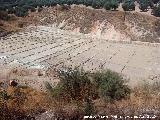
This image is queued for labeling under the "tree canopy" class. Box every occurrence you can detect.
[0,0,160,17]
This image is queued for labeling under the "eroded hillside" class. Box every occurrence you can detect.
[0,5,160,88]
[1,5,160,119]
[1,5,160,42]
[22,5,160,43]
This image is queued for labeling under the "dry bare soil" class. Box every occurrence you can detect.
[0,5,160,88]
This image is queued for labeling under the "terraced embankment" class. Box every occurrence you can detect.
[0,25,160,87]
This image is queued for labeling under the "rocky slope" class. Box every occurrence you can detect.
[1,5,160,42]
[24,5,160,43]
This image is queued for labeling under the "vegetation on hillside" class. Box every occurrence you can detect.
[139,0,150,11]
[152,3,160,16]
[0,85,47,119]
[0,67,160,119]
[0,0,160,19]
[45,67,131,116]
[92,70,130,102]
[122,0,135,11]
[45,67,130,103]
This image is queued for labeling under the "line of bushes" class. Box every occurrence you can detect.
[0,0,160,18]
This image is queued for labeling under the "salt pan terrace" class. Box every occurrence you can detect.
[1,25,160,85]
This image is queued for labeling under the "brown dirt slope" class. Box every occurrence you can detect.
[0,5,160,42]
[24,5,160,43]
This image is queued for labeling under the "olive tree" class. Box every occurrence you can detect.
[84,0,93,6]
[104,1,111,10]
[92,0,103,9]
[110,0,119,10]
[152,4,160,17]
[139,0,150,12]
[122,0,135,11]
[15,7,28,17]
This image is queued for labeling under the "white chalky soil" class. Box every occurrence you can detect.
[0,25,160,86]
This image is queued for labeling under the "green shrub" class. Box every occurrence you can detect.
[84,0,93,6]
[99,0,106,7]
[37,2,44,8]
[15,7,28,17]
[18,0,27,6]
[45,67,96,102]
[110,0,119,10]
[45,81,63,99]
[75,0,84,5]
[66,0,74,5]
[7,7,15,14]
[45,67,131,104]
[50,0,57,6]
[103,0,118,10]
[152,4,160,17]
[23,5,32,10]
[92,70,131,102]
[122,0,135,11]
[44,1,51,7]
[58,0,67,5]
[104,1,111,10]
[92,0,103,9]
[139,0,150,12]
[149,0,154,8]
